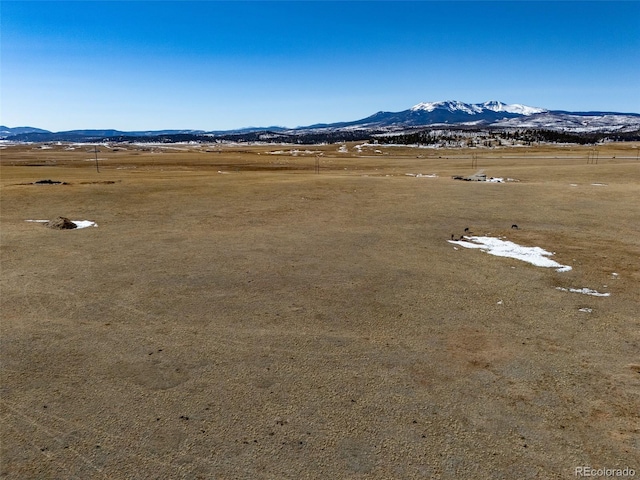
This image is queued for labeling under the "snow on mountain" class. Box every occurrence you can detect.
[3,101,639,143]
[410,100,545,116]
[0,126,51,139]
[410,101,483,114]
[481,101,546,116]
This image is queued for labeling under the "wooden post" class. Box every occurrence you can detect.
[94,145,100,173]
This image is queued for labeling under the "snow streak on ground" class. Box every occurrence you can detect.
[448,236,572,272]
[556,287,610,297]
[72,220,98,229]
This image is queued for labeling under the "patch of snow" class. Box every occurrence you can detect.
[25,220,48,223]
[578,308,593,313]
[556,287,610,297]
[73,220,97,229]
[448,236,572,272]
[591,183,608,186]
[482,101,546,116]
[409,101,483,115]
[410,102,441,113]
[487,177,504,183]
[410,100,545,116]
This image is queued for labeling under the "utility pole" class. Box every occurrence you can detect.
[94,145,100,173]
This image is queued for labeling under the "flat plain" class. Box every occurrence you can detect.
[1,141,639,478]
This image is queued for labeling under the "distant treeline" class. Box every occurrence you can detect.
[374,128,640,146]
[6,128,640,145]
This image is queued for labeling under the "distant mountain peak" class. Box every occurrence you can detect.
[410,100,481,114]
[481,100,547,116]
[410,100,545,116]
[3,100,639,143]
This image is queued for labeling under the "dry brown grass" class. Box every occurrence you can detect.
[1,142,639,478]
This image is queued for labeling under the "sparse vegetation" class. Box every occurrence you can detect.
[1,142,639,478]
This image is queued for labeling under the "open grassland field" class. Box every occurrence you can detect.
[1,142,639,478]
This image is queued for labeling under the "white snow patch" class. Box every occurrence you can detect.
[405,173,438,178]
[73,220,97,229]
[448,236,572,272]
[482,101,546,116]
[591,183,608,186]
[410,100,545,116]
[556,287,610,297]
[487,177,504,183]
[578,308,593,313]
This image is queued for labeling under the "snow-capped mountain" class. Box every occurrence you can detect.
[300,100,553,131]
[410,100,546,116]
[298,100,639,133]
[480,101,546,116]
[3,101,639,143]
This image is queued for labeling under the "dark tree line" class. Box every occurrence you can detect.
[374,128,640,146]
[7,128,640,145]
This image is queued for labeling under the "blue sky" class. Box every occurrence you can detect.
[1,1,638,131]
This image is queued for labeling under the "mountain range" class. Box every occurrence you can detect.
[2,100,639,143]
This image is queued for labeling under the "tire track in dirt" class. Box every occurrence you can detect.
[1,398,221,477]
[1,399,109,478]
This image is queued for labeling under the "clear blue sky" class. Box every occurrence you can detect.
[1,1,638,131]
